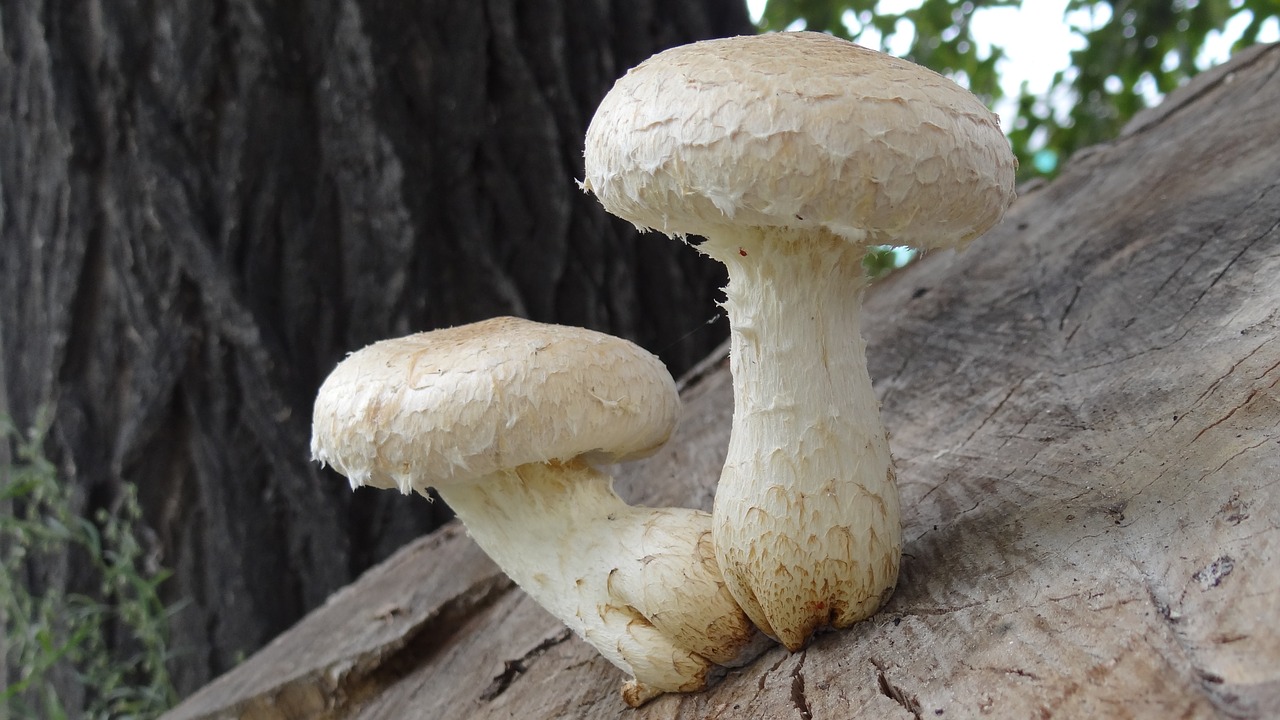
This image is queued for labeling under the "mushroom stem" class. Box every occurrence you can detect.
[701,227,902,651]
[437,459,756,705]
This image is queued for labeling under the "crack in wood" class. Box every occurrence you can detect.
[759,652,790,691]
[1196,203,1280,303]
[1203,434,1274,480]
[1191,390,1259,444]
[871,658,923,720]
[959,376,1028,448]
[1058,283,1082,332]
[899,601,982,617]
[341,574,515,710]
[1000,666,1041,680]
[480,628,574,701]
[789,652,813,719]
[1190,337,1274,410]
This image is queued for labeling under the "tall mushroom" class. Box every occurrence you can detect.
[310,317,758,706]
[582,32,1017,650]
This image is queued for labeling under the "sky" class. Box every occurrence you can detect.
[747,0,1280,127]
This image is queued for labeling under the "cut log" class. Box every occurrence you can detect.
[164,44,1280,720]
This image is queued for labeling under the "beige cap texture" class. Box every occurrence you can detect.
[583,31,1017,249]
[311,316,679,494]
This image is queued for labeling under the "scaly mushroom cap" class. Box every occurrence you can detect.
[311,317,679,494]
[583,31,1017,249]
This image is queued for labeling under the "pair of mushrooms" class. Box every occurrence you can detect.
[312,32,1015,706]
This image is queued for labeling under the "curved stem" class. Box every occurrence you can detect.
[436,460,755,703]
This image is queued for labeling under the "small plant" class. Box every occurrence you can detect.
[1,413,178,719]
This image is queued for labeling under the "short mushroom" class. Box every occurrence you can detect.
[310,316,759,706]
[582,32,1017,650]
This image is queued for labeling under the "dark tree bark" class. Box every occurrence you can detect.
[0,0,752,700]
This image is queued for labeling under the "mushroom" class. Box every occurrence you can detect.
[582,32,1017,650]
[310,317,759,706]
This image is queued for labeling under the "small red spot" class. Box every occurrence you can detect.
[738,247,748,256]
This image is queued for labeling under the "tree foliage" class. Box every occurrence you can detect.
[760,0,1280,177]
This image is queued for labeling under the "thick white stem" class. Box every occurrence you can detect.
[703,228,902,651]
[437,460,754,704]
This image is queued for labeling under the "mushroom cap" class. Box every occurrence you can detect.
[583,31,1017,250]
[311,317,680,494]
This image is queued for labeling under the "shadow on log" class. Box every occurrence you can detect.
[164,44,1280,719]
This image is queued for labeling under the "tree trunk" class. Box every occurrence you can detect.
[162,43,1280,719]
[0,0,751,700]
